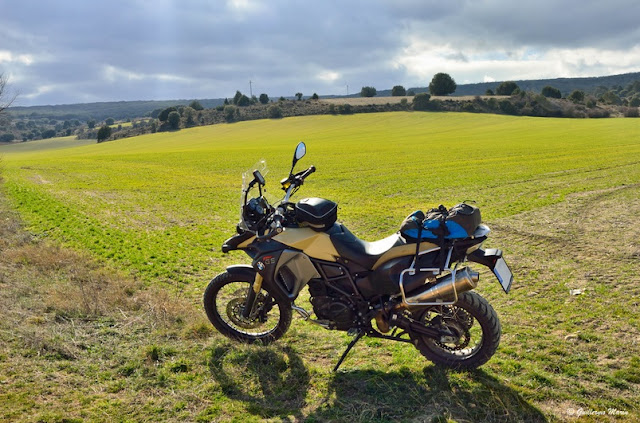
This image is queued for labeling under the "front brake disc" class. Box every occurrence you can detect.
[227,298,262,329]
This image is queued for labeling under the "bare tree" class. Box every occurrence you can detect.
[0,73,18,115]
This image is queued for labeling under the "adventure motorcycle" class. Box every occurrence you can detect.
[204,142,513,370]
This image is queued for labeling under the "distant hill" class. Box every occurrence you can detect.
[411,72,640,97]
[356,72,638,98]
[8,98,225,122]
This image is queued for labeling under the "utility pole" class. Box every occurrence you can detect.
[249,80,253,97]
[346,85,349,96]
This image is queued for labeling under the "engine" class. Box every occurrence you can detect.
[308,279,357,330]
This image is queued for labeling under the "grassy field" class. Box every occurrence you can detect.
[1,112,639,422]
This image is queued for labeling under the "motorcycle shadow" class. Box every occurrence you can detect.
[314,365,548,422]
[207,343,547,422]
[207,342,310,420]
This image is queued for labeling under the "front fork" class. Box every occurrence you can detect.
[241,272,263,319]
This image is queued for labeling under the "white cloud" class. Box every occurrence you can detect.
[3,0,640,105]
[103,65,193,84]
[396,38,640,85]
[317,70,341,83]
[0,50,34,65]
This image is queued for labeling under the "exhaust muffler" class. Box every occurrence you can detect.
[404,266,479,304]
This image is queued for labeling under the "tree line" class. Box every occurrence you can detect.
[3,72,640,144]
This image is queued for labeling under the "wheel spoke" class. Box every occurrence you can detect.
[215,281,282,336]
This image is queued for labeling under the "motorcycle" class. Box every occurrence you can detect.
[204,142,513,370]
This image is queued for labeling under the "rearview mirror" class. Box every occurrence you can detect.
[294,142,306,161]
[291,142,306,174]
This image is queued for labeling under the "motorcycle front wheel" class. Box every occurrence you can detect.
[410,291,501,370]
[203,271,292,344]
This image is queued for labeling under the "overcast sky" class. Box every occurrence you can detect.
[2,0,640,106]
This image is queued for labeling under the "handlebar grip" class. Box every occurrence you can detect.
[300,165,316,181]
[272,212,284,231]
[257,210,284,241]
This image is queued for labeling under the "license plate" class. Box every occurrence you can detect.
[493,257,513,293]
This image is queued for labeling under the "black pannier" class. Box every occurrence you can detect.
[400,203,481,242]
[447,203,481,238]
[295,197,338,231]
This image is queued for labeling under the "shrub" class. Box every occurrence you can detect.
[267,105,283,119]
[499,100,518,115]
[167,111,181,130]
[182,107,196,126]
[429,73,456,96]
[360,86,377,97]
[158,107,177,122]
[224,105,238,122]
[629,96,640,107]
[233,90,243,105]
[462,103,476,112]
[311,93,319,100]
[623,107,639,117]
[600,91,621,105]
[338,104,353,114]
[568,90,585,104]
[587,108,610,118]
[496,81,519,96]
[41,129,57,139]
[96,125,111,142]
[541,86,562,98]
[412,93,431,110]
[391,85,406,96]
[237,95,251,107]
[189,100,204,110]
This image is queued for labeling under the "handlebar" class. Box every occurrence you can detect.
[297,165,316,182]
[255,165,316,240]
[256,208,284,241]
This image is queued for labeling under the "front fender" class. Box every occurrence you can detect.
[225,264,256,281]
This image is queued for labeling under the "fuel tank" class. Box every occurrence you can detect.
[272,227,339,262]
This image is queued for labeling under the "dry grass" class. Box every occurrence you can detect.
[0,191,219,421]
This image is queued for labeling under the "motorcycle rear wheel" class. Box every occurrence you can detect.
[203,271,292,344]
[410,291,501,370]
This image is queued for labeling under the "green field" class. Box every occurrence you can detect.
[1,112,639,422]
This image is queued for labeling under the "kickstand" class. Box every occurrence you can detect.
[333,329,365,372]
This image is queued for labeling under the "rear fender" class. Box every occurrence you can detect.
[468,248,513,293]
[467,248,502,269]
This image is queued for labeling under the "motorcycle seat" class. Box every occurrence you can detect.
[330,224,405,269]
